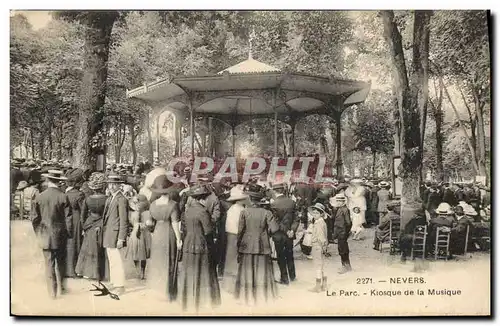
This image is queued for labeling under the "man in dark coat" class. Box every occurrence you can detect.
[450,206,472,255]
[64,168,86,278]
[426,185,441,218]
[328,193,352,273]
[399,207,427,262]
[270,183,298,284]
[102,174,129,294]
[442,183,457,207]
[31,170,72,298]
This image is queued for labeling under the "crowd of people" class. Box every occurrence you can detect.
[10,156,491,312]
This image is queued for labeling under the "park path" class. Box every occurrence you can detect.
[10,221,490,316]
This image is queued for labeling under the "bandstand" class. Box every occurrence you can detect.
[126,54,370,176]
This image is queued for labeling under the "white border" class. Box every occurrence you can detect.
[2,1,498,325]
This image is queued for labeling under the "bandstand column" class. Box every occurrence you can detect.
[174,112,183,157]
[155,113,160,162]
[290,118,296,157]
[231,126,236,156]
[189,97,195,158]
[274,112,278,157]
[334,111,343,176]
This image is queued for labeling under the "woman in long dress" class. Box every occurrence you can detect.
[180,184,221,312]
[125,194,152,280]
[222,185,247,293]
[146,175,182,301]
[75,172,109,281]
[235,184,278,306]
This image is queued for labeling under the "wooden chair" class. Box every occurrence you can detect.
[470,223,491,252]
[379,216,401,254]
[411,225,427,259]
[384,218,401,255]
[434,226,451,260]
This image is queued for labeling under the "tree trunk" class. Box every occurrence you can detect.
[441,79,480,173]
[435,107,444,182]
[472,88,487,177]
[381,10,430,206]
[57,125,63,160]
[129,123,137,165]
[38,133,45,160]
[372,150,377,176]
[430,78,444,182]
[30,131,35,159]
[73,12,118,169]
[48,126,53,160]
[145,110,154,163]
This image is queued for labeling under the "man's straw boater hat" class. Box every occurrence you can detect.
[226,185,248,202]
[106,173,125,184]
[42,170,67,181]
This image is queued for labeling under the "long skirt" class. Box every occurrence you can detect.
[180,252,221,311]
[126,227,152,261]
[65,236,82,277]
[235,254,278,305]
[222,233,238,293]
[75,228,108,281]
[147,221,177,301]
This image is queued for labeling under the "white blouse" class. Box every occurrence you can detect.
[226,203,244,235]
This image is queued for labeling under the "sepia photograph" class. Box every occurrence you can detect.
[9,8,491,316]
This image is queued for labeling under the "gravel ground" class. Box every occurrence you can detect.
[10,221,490,316]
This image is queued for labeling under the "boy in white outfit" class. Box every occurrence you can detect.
[308,203,329,292]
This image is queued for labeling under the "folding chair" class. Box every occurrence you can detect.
[434,226,451,260]
[411,225,427,260]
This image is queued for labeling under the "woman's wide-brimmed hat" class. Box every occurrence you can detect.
[351,178,363,184]
[436,202,453,215]
[129,194,150,211]
[65,168,84,184]
[88,172,106,190]
[308,202,326,215]
[42,169,67,181]
[150,174,174,194]
[243,183,265,199]
[189,184,211,198]
[227,185,248,202]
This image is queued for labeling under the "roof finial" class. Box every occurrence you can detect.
[248,27,255,60]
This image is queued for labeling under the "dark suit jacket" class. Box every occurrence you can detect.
[332,205,352,236]
[66,188,85,239]
[270,195,298,242]
[31,187,72,250]
[183,200,213,254]
[237,206,278,255]
[442,188,457,206]
[102,191,129,248]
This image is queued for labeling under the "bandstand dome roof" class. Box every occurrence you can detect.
[126,57,371,125]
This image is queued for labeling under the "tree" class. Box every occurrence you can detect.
[380,10,432,208]
[352,102,394,176]
[430,10,490,180]
[54,11,119,169]
[428,77,444,181]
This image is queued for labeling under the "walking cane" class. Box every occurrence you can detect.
[172,248,181,284]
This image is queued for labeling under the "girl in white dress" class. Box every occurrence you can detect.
[344,179,366,240]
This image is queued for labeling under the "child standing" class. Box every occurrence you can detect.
[126,194,152,280]
[308,203,329,292]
